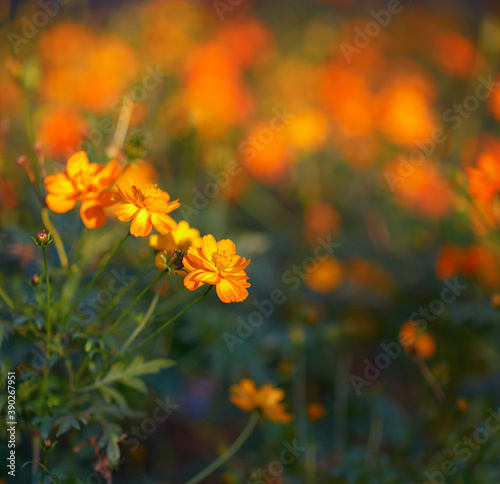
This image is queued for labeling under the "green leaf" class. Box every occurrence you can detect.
[120,376,148,393]
[80,356,175,393]
[99,386,128,410]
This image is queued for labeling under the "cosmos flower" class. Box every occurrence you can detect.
[182,234,250,303]
[44,151,121,229]
[114,184,180,237]
[230,379,293,424]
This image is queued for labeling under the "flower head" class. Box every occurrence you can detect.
[399,321,436,359]
[182,234,250,303]
[149,220,202,270]
[230,379,293,424]
[44,151,122,229]
[114,184,180,237]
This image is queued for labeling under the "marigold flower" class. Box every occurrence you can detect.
[149,220,202,270]
[230,379,293,424]
[44,151,121,229]
[182,234,250,303]
[114,184,180,237]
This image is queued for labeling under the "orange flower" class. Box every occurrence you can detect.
[307,402,326,421]
[182,234,250,303]
[114,184,180,237]
[230,379,293,424]
[44,151,121,229]
[399,322,436,359]
[149,220,202,270]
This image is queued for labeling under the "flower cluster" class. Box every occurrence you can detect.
[44,152,250,304]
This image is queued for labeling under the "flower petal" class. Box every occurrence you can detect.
[92,160,122,191]
[46,194,77,213]
[201,234,217,262]
[80,201,107,229]
[183,271,205,291]
[115,203,140,222]
[130,209,152,237]
[216,278,249,303]
[217,239,236,255]
[150,213,178,234]
[66,151,90,179]
[45,173,77,197]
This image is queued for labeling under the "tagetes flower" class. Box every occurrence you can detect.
[44,151,121,229]
[114,184,180,237]
[182,234,250,303]
[149,220,202,270]
[230,379,293,424]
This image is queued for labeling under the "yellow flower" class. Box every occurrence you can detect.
[149,220,202,270]
[114,184,180,237]
[183,234,250,303]
[44,151,121,229]
[230,379,293,424]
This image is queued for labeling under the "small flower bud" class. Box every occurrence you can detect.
[33,230,52,247]
[170,249,187,272]
[31,274,41,286]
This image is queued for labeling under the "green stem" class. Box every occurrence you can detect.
[119,279,163,355]
[0,286,14,310]
[42,246,51,396]
[88,277,137,328]
[184,412,259,484]
[40,449,48,484]
[42,208,68,269]
[66,232,130,318]
[102,269,167,338]
[123,285,212,361]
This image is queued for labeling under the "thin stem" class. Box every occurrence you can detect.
[119,279,163,355]
[67,232,130,317]
[123,285,212,361]
[184,412,259,484]
[42,246,51,396]
[0,286,14,310]
[42,208,68,269]
[102,270,168,338]
[40,449,48,484]
[416,357,445,403]
[88,277,137,328]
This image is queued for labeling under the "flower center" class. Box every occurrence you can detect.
[212,249,230,271]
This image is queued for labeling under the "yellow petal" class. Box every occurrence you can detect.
[130,209,152,237]
[115,203,139,222]
[66,151,90,180]
[46,194,76,213]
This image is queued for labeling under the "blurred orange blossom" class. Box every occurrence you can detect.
[44,151,121,229]
[230,379,293,423]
